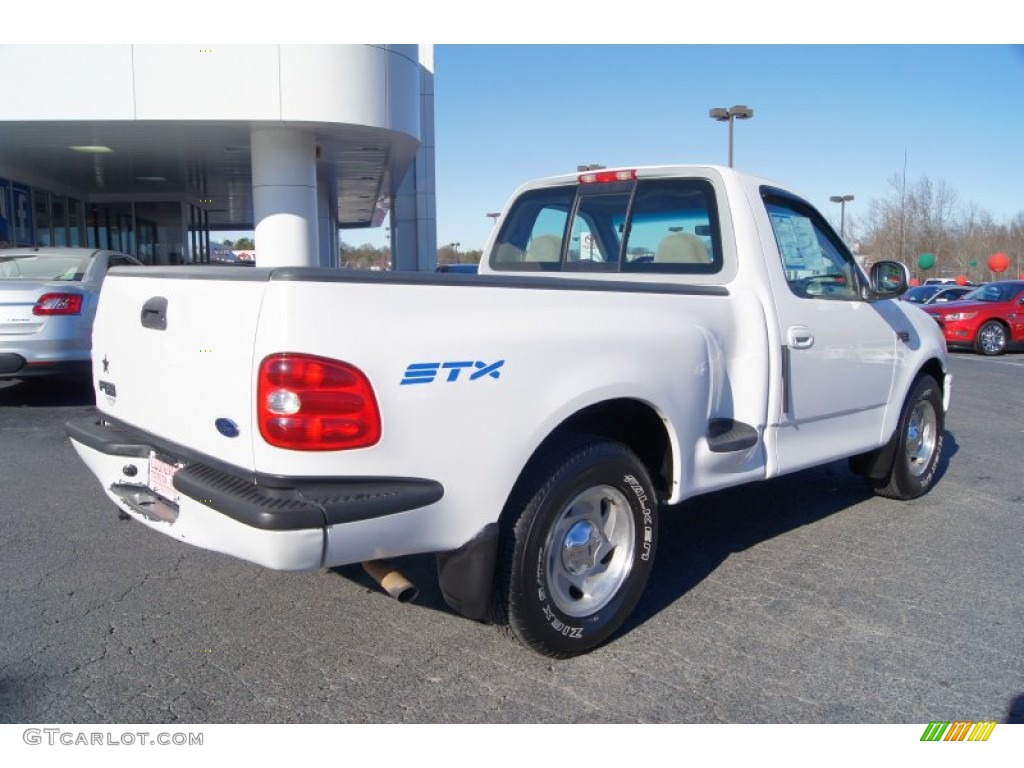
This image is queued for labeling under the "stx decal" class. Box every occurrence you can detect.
[401,360,505,386]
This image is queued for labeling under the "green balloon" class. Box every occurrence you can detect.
[969,259,978,267]
[917,253,936,270]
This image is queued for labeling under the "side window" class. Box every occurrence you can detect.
[489,186,574,270]
[623,179,721,274]
[765,197,860,300]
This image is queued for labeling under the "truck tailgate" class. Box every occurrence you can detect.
[91,269,268,472]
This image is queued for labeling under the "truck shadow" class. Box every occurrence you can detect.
[623,431,960,639]
[627,460,880,631]
[333,432,959,640]
[0,377,94,407]
[1007,693,1024,724]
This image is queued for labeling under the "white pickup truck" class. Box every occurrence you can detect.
[67,165,951,658]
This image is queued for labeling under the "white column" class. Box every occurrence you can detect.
[251,127,319,267]
[392,49,436,271]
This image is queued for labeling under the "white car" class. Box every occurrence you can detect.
[0,247,143,380]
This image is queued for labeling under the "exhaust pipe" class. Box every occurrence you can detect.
[362,560,419,603]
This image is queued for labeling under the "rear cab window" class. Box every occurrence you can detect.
[489,176,723,275]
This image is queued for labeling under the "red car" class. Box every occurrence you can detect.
[923,280,1024,355]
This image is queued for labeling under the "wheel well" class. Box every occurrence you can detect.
[918,357,946,395]
[978,318,1010,332]
[849,358,946,481]
[528,399,672,499]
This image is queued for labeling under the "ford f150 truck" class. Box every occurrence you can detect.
[67,165,951,658]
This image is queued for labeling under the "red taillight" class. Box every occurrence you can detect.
[257,353,381,451]
[33,293,83,315]
[578,169,637,184]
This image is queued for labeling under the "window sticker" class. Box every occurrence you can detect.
[770,213,820,271]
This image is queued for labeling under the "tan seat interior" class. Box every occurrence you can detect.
[525,234,562,262]
[653,232,709,264]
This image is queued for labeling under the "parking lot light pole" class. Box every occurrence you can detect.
[709,105,753,168]
[829,194,854,240]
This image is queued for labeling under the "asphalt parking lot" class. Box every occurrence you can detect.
[1,353,1022,724]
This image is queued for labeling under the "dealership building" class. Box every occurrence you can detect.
[0,44,436,270]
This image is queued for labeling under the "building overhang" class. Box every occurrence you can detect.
[0,119,419,229]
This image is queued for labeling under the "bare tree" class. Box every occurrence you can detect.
[858,173,1024,283]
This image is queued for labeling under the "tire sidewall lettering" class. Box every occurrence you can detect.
[624,473,654,562]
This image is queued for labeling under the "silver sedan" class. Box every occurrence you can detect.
[0,247,143,380]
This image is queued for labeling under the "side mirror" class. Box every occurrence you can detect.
[867,260,908,300]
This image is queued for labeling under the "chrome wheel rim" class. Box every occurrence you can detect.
[543,485,635,617]
[980,324,1006,354]
[906,399,938,477]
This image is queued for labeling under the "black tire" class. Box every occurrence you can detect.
[974,320,1008,356]
[872,375,944,500]
[493,436,658,658]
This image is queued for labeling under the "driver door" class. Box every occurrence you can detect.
[762,191,899,474]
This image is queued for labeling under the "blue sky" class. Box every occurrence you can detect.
[28,6,1020,255]
[359,44,1022,253]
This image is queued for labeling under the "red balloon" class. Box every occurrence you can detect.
[988,252,1010,272]
[909,278,920,286]
[955,275,968,285]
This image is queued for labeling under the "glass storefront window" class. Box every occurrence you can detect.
[51,195,68,246]
[67,198,85,246]
[33,191,51,246]
[87,206,109,249]
[11,191,204,264]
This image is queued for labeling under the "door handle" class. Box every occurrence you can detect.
[787,326,814,349]
[141,296,168,330]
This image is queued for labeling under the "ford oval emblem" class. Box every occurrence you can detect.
[215,418,240,438]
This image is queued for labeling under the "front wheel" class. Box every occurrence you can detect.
[872,375,944,500]
[494,437,658,658]
[974,320,1008,356]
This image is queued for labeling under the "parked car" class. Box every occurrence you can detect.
[923,280,1024,355]
[210,244,256,266]
[0,247,143,379]
[901,284,974,305]
[923,278,976,286]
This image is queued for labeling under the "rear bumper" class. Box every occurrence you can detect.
[66,414,444,570]
[930,315,991,348]
[939,321,976,345]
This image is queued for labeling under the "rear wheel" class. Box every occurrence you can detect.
[872,375,944,500]
[494,437,658,658]
[974,321,1008,356]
